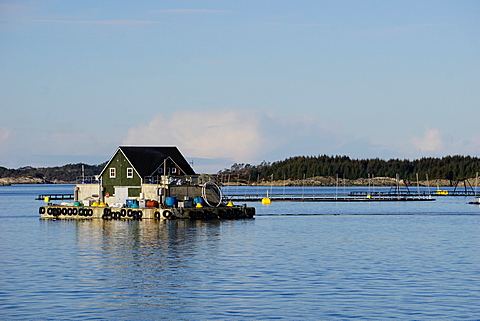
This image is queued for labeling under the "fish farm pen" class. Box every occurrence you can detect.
[35,194,74,201]
[222,190,435,202]
[224,194,435,202]
[220,182,479,203]
[37,188,477,203]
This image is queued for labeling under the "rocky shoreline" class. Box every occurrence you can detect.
[217,176,478,187]
[2,175,478,188]
[0,177,72,186]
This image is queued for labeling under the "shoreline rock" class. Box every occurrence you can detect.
[217,176,478,187]
[0,177,73,186]
[1,174,478,188]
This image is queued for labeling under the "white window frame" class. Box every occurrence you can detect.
[171,167,177,174]
[127,168,133,178]
[110,168,116,178]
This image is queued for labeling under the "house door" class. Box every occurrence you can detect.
[115,187,129,204]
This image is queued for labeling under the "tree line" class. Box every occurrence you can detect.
[2,155,479,184]
[218,155,480,182]
[0,163,106,183]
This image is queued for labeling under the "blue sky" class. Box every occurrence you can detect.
[1,1,479,173]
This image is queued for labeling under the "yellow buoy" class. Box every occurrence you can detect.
[92,201,99,207]
[98,202,107,207]
[44,196,50,203]
[227,201,234,207]
[366,194,371,199]
[262,190,272,205]
[196,203,203,208]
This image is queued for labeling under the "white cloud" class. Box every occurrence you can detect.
[4,109,477,171]
[469,133,480,150]
[122,109,349,168]
[123,109,266,162]
[0,127,12,155]
[411,128,444,152]
[0,127,10,142]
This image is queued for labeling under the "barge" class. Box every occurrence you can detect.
[39,199,254,220]
[39,146,255,220]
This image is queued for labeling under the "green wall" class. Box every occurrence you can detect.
[101,151,141,196]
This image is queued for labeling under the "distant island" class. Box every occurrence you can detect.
[1,155,479,187]
[0,163,105,186]
[217,155,480,187]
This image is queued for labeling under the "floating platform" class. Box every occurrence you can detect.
[39,204,255,220]
[349,191,476,197]
[36,193,74,200]
[226,195,435,202]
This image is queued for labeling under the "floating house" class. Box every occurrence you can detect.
[77,146,196,204]
[40,146,255,220]
[76,146,213,206]
[100,146,195,195]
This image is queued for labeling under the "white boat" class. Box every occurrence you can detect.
[469,196,480,205]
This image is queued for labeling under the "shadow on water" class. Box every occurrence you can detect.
[69,218,240,251]
[34,219,258,319]
[47,218,247,269]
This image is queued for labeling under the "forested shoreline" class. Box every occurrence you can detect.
[1,155,480,186]
[218,155,480,184]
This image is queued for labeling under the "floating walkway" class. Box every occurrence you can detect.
[37,189,475,202]
[349,191,477,197]
[224,194,434,202]
[35,193,74,200]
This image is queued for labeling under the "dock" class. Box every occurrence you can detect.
[349,191,477,197]
[35,193,74,201]
[221,185,478,203]
[223,193,434,202]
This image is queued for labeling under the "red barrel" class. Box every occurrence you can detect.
[146,200,159,208]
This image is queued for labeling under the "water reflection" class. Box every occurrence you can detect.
[74,219,228,258]
[67,219,254,315]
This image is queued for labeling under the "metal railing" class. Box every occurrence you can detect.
[144,175,198,185]
[76,176,100,184]
[36,194,75,200]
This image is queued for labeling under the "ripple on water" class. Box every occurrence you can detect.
[1,186,480,319]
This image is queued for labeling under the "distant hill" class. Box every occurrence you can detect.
[218,155,480,185]
[2,155,480,187]
[0,162,106,185]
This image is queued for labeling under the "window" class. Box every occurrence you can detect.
[110,168,116,178]
[157,167,177,174]
[127,168,133,178]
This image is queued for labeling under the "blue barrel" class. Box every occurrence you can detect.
[193,197,204,205]
[126,199,137,207]
[165,196,177,207]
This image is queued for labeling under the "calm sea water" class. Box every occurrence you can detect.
[1,184,479,320]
